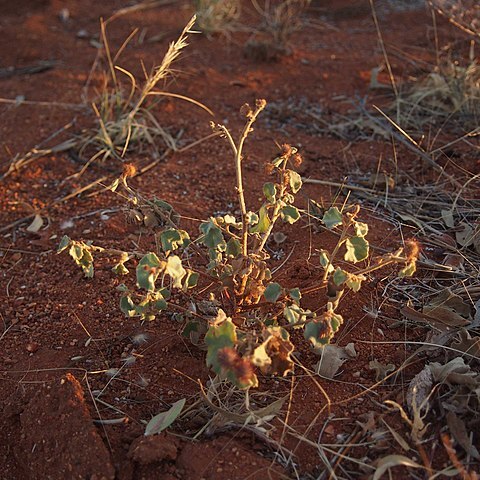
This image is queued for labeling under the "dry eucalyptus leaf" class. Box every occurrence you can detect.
[316,345,349,378]
[401,303,469,331]
[26,214,44,233]
[423,289,471,326]
[396,212,425,233]
[446,411,480,460]
[144,398,185,436]
[369,359,395,381]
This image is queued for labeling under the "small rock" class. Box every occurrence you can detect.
[26,342,39,353]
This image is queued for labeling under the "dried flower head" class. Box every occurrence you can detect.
[281,144,293,156]
[240,103,253,118]
[264,163,275,175]
[405,239,420,262]
[292,153,303,167]
[122,163,137,179]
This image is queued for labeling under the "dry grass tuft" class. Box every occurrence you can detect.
[394,50,480,130]
[194,0,241,35]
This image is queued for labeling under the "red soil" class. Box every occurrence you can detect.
[0,1,477,479]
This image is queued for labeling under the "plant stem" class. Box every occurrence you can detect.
[256,158,289,254]
[219,100,266,257]
[236,103,266,256]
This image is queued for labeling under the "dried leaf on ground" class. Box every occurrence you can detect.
[369,359,395,381]
[452,329,480,359]
[424,289,472,320]
[401,303,470,331]
[446,411,480,460]
[456,222,475,247]
[26,214,44,233]
[429,357,479,386]
[316,344,350,378]
[373,454,423,480]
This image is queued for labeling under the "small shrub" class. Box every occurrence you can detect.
[245,0,310,61]
[59,100,417,389]
[394,52,480,129]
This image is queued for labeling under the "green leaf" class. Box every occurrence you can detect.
[280,205,300,224]
[112,252,130,276]
[182,321,199,338]
[136,253,163,292]
[183,270,199,289]
[68,243,94,278]
[151,290,168,311]
[304,321,329,348]
[284,305,301,325]
[322,207,343,229]
[345,236,369,263]
[57,235,71,253]
[288,170,302,194]
[112,262,129,275]
[158,287,171,301]
[250,206,271,234]
[333,268,348,286]
[264,282,282,303]
[345,273,365,292]
[226,238,242,258]
[152,198,174,214]
[160,228,190,252]
[165,255,186,289]
[263,182,277,203]
[354,221,369,237]
[283,304,312,326]
[330,313,343,333]
[144,398,186,436]
[304,309,344,348]
[319,250,334,273]
[120,295,136,317]
[199,219,225,250]
[246,211,259,226]
[289,288,301,304]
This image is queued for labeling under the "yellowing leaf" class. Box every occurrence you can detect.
[345,236,369,263]
[322,207,342,229]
